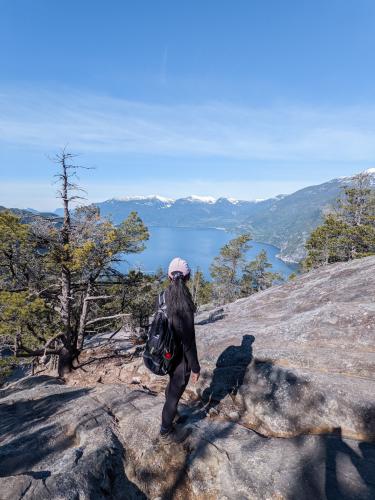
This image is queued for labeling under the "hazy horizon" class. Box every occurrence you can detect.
[4,167,374,213]
[1,2,375,210]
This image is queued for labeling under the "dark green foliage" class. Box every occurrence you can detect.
[210,234,252,304]
[188,269,213,310]
[210,234,281,304]
[0,152,150,377]
[304,173,375,270]
[121,269,165,336]
[0,357,16,385]
[241,250,283,295]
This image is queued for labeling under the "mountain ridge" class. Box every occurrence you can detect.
[5,170,374,263]
[64,170,375,261]
[66,168,373,209]
[80,168,374,207]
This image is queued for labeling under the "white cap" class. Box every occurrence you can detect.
[168,257,190,278]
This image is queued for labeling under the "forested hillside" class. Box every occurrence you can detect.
[53,170,374,262]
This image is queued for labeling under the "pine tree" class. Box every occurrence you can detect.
[210,234,251,304]
[0,150,149,375]
[337,172,375,227]
[188,268,213,310]
[304,172,375,270]
[120,268,165,340]
[241,250,282,295]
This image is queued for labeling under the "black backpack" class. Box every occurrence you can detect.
[143,291,178,375]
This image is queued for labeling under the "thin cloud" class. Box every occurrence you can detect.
[1,88,375,162]
[159,46,168,85]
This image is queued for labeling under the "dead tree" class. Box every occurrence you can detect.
[2,149,149,376]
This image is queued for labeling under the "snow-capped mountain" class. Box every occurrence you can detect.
[184,195,217,203]
[4,171,374,263]
[79,195,261,230]
[75,170,374,262]
[111,195,242,205]
[113,195,175,203]
[35,168,372,262]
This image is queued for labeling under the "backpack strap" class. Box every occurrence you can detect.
[158,291,168,314]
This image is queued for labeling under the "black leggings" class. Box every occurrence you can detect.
[161,354,191,433]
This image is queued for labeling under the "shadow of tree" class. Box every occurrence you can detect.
[287,427,375,500]
[242,359,327,437]
[0,374,65,399]
[324,428,375,500]
[98,432,148,500]
[2,361,375,499]
[0,377,147,499]
[0,383,90,440]
[0,423,76,477]
[360,406,375,442]
[161,419,237,500]
[0,379,91,477]
[160,339,375,500]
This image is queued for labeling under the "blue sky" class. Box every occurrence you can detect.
[1,0,375,210]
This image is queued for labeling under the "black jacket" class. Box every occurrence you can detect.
[156,288,200,374]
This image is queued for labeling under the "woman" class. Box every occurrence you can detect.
[159,257,201,443]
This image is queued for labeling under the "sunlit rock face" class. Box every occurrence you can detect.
[194,255,375,442]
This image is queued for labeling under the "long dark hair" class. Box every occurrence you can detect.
[165,272,196,324]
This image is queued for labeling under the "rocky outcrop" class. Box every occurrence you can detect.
[194,255,375,442]
[1,376,375,500]
[1,257,375,499]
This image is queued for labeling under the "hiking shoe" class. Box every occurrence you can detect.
[173,409,189,425]
[172,410,181,424]
[159,425,191,444]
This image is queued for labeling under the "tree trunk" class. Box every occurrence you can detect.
[59,265,76,373]
[77,280,92,350]
[58,153,76,374]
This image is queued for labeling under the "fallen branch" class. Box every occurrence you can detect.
[15,331,64,358]
[84,295,114,301]
[27,283,59,299]
[72,351,139,369]
[15,347,61,357]
[85,313,131,326]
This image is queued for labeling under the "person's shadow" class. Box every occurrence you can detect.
[179,335,254,424]
[202,334,254,405]
[177,335,255,424]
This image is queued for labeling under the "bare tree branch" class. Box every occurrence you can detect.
[84,295,114,301]
[85,313,131,326]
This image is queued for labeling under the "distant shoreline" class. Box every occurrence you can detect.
[118,226,298,278]
[139,224,300,267]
